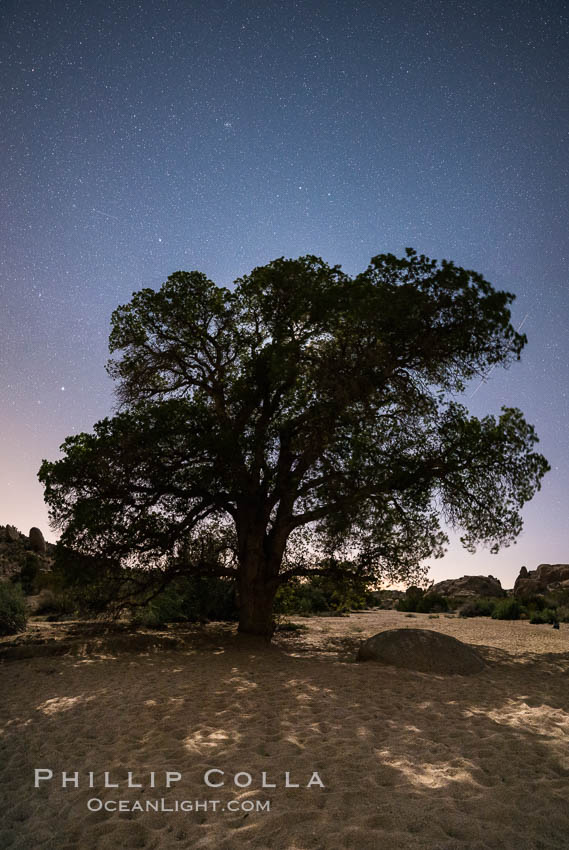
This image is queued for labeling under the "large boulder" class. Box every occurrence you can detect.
[28,527,46,554]
[514,564,569,598]
[357,628,485,674]
[431,575,505,599]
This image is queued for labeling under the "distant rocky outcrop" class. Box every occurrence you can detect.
[431,575,505,599]
[357,628,485,674]
[0,525,54,580]
[29,527,46,554]
[514,564,569,598]
[369,589,405,609]
[4,525,21,543]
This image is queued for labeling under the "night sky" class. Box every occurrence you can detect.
[1,0,567,588]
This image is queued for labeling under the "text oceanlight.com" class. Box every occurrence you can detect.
[86,798,271,813]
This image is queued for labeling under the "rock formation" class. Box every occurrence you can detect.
[0,525,54,580]
[357,628,485,674]
[5,525,20,543]
[29,527,46,554]
[514,564,569,598]
[431,575,505,599]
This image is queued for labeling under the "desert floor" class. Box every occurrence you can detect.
[1,610,569,849]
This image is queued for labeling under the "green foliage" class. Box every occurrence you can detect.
[132,576,238,627]
[10,552,41,595]
[522,590,569,624]
[459,598,497,618]
[39,250,550,636]
[397,586,450,613]
[544,589,569,610]
[48,543,238,625]
[529,608,557,625]
[556,607,569,624]
[454,590,569,625]
[491,598,522,620]
[522,594,546,612]
[48,544,128,616]
[0,582,27,635]
[274,574,372,616]
[35,589,76,618]
[131,584,187,628]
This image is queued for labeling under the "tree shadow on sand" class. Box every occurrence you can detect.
[1,629,569,849]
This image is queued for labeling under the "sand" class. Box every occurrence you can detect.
[1,610,569,849]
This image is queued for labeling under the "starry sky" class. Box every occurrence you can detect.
[1,0,567,588]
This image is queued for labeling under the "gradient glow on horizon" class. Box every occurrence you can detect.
[1,0,567,588]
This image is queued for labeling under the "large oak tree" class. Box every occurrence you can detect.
[40,250,549,637]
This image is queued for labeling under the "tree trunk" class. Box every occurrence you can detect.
[237,574,278,640]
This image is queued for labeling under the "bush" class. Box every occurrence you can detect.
[459,598,497,618]
[275,579,330,615]
[274,575,372,617]
[529,608,557,625]
[50,545,126,615]
[132,576,238,627]
[491,598,523,620]
[544,589,569,610]
[132,585,187,628]
[0,582,27,635]
[523,594,546,612]
[10,552,41,595]
[51,544,238,623]
[35,588,76,617]
[397,587,449,614]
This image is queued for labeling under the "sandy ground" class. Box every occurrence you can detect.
[1,610,569,849]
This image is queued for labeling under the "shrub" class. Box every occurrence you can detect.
[132,584,187,628]
[523,594,546,612]
[50,545,126,615]
[132,576,238,627]
[459,598,497,618]
[397,587,449,614]
[35,588,76,617]
[274,575,371,617]
[176,576,238,622]
[51,544,238,623]
[396,585,423,612]
[10,552,41,595]
[0,582,27,635]
[491,598,523,620]
[544,589,569,610]
[421,593,449,613]
[529,608,557,625]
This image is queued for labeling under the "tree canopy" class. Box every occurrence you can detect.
[39,249,549,636]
